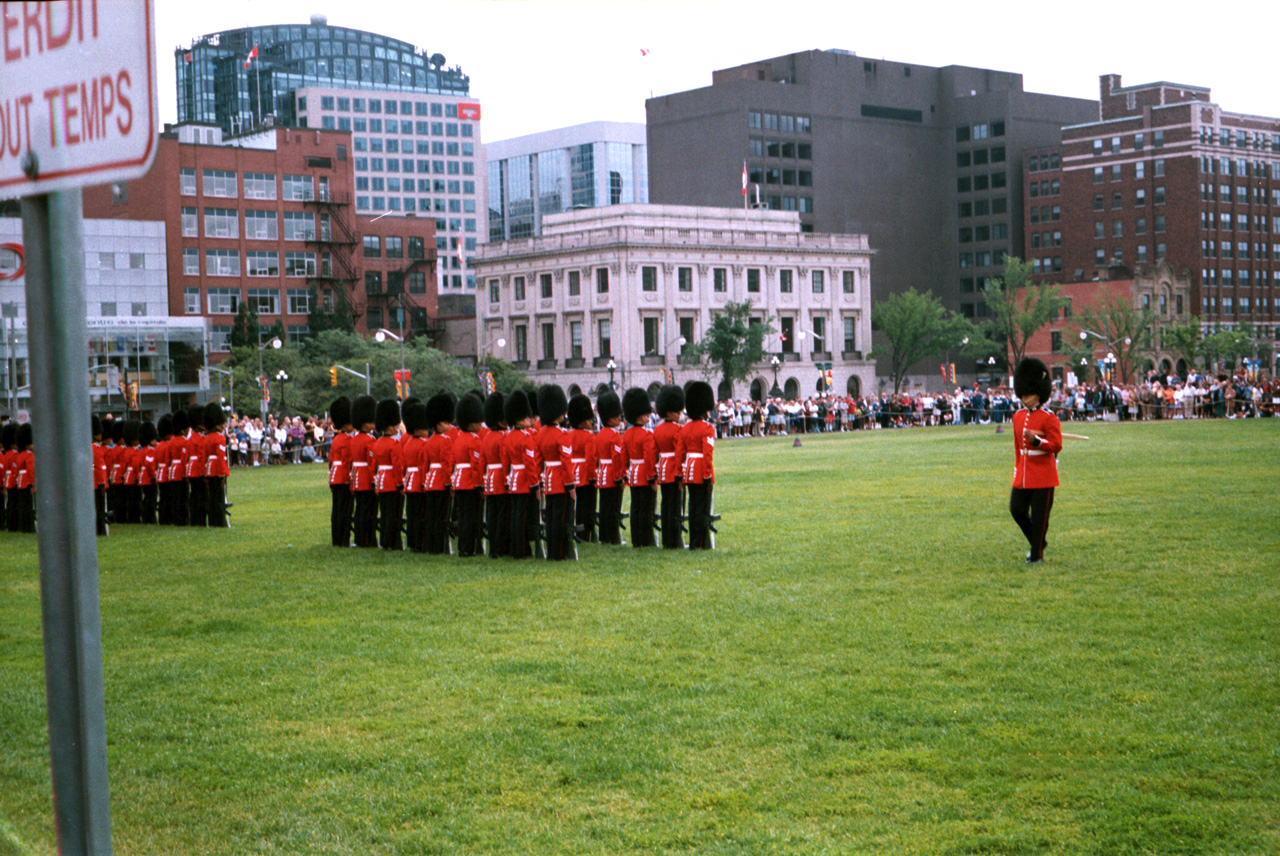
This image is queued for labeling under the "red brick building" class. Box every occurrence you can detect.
[83,123,438,356]
[1024,74,1280,345]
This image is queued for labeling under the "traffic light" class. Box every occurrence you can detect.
[330,366,338,386]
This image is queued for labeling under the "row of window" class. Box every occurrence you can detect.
[1029,205,1061,223]
[1028,179,1060,198]
[183,248,320,278]
[1094,216,1167,238]
[354,197,478,226]
[1198,127,1280,151]
[1091,245,1167,265]
[958,250,1009,269]
[315,95,462,118]
[1199,184,1280,206]
[1200,212,1280,232]
[355,141,473,167]
[957,172,1006,194]
[320,116,474,139]
[363,270,428,295]
[93,252,149,270]
[955,121,1006,143]
[1091,187,1166,210]
[97,302,150,317]
[1029,231,1062,249]
[1090,130,1165,155]
[747,111,812,134]
[185,286,312,317]
[360,235,427,259]
[183,207,324,241]
[958,223,1009,243]
[1200,156,1280,179]
[355,157,475,178]
[179,169,320,200]
[1027,153,1061,173]
[210,325,309,352]
[748,138,814,160]
[1201,240,1280,260]
[356,177,477,205]
[956,147,1006,168]
[746,166,813,187]
[1092,161,1166,182]
[1201,288,1280,306]
[488,265,860,304]
[957,197,1008,218]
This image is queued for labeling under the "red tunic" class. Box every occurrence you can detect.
[348,431,375,492]
[328,431,351,486]
[167,435,186,482]
[680,419,716,484]
[623,425,656,486]
[92,443,107,488]
[15,449,34,489]
[504,427,541,494]
[450,430,484,491]
[205,431,229,478]
[567,428,595,489]
[123,446,140,486]
[371,435,405,493]
[481,428,507,496]
[537,425,571,495]
[107,444,124,486]
[154,438,168,485]
[185,431,206,479]
[1011,405,1062,489]
[423,432,454,492]
[140,445,158,486]
[594,426,625,489]
[653,419,685,485]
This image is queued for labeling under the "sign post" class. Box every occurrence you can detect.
[2,2,158,854]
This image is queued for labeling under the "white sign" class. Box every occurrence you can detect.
[15,408,28,423]
[106,363,118,389]
[0,0,158,199]
[197,367,209,391]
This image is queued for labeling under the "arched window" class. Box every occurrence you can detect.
[717,380,733,401]
[784,378,799,400]
[568,383,581,397]
[750,378,766,402]
[846,375,861,398]
[647,381,662,401]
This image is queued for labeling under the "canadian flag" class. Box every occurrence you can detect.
[243,45,258,69]
[640,48,651,57]
[742,160,748,196]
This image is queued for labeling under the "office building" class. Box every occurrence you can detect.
[1023,74,1280,342]
[176,17,481,290]
[473,204,874,400]
[486,122,648,241]
[646,50,1097,322]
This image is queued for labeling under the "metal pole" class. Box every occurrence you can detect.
[365,362,370,396]
[20,190,114,855]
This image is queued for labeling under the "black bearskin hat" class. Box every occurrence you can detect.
[204,400,227,430]
[351,394,377,429]
[402,395,422,410]
[139,420,157,446]
[329,396,352,429]
[426,392,455,430]
[685,381,715,421]
[1013,357,1052,402]
[483,392,507,430]
[504,389,532,426]
[537,383,568,425]
[110,418,124,444]
[121,419,140,446]
[655,384,685,417]
[375,398,401,433]
[16,422,32,449]
[402,401,428,435]
[171,409,189,437]
[2,421,16,449]
[90,416,102,442]
[622,387,652,425]
[456,393,484,430]
[157,413,173,440]
[187,404,205,431]
[596,389,622,422]
[567,393,594,428]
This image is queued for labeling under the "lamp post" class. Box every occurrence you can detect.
[770,355,782,398]
[664,334,686,364]
[208,367,234,415]
[607,358,617,390]
[479,335,507,366]
[1103,352,1117,383]
[257,336,282,417]
[275,369,289,415]
[1080,329,1132,382]
[374,327,405,389]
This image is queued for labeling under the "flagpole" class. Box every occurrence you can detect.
[254,51,262,128]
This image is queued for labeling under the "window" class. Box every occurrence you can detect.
[204,249,239,276]
[204,208,238,239]
[184,288,200,314]
[843,317,857,353]
[1135,161,1145,180]
[286,289,309,315]
[247,288,279,315]
[202,169,237,197]
[246,250,279,277]
[207,287,240,314]
[243,172,276,199]
[598,318,611,357]
[642,265,657,292]
[182,248,199,275]
[1136,188,1146,207]
[714,268,727,292]
[284,251,315,277]
[679,317,694,357]
[488,278,500,304]
[1136,217,1147,236]
[181,206,198,237]
[678,267,693,292]
[568,270,580,296]
[596,267,609,293]
[244,210,277,240]
[747,269,760,293]
[282,174,314,201]
[780,269,793,293]
[541,323,555,360]
[843,271,856,295]
[364,271,383,295]
[1113,220,1123,238]
[643,317,661,355]
[810,315,826,354]
[514,275,526,301]
[541,272,553,298]
[363,236,381,257]
[283,211,315,241]
[780,317,795,353]
[98,301,117,317]
[179,168,196,195]
[384,236,403,259]
[568,320,583,359]
[1153,130,1164,147]
[1154,186,1165,204]
[812,270,825,293]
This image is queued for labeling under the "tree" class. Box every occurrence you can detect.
[983,255,1068,369]
[689,300,774,397]
[1074,292,1158,384]
[1202,324,1256,373]
[229,302,260,351]
[307,283,355,336]
[1163,316,1204,372]
[870,288,974,394]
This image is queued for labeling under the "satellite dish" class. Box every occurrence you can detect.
[310,14,328,25]
[430,53,446,68]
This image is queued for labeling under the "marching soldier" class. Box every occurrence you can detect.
[139,419,158,525]
[204,402,230,528]
[185,405,208,528]
[504,390,540,559]
[593,391,625,545]
[681,381,717,550]
[653,385,686,550]
[481,392,509,559]
[13,423,34,532]
[536,384,574,561]
[121,420,141,524]
[90,417,108,535]
[327,397,354,546]
[422,393,456,555]
[452,394,485,557]
[155,414,172,526]
[1010,358,1062,565]
[168,410,189,527]
[622,388,657,548]
[348,395,379,548]
[372,399,404,551]
[566,394,597,544]
[401,401,430,553]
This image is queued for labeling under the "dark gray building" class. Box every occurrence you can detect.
[647,50,1097,322]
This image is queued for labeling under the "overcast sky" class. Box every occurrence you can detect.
[156,0,1280,143]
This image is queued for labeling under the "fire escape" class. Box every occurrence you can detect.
[303,187,359,324]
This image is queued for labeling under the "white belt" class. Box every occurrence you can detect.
[406,467,419,473]
[486,464,503,469]
[378,465,393,470]
[510,464,525,470]
[600,458,612,464]
[455,463,470,469]
[545,461,561,466]
[571,458,586,464]
[1020,449,1049,456]
[429,463,443,469]
[686,453,704,459]
[629,459,645,465]
[352,462,368,467]
[659,452,675,458]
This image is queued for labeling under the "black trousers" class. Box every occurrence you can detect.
[206,477,227,528]
[13,487,33,532]
[424,489,451,554]
[353,490,378,547]
[141,484,157,525]
[508,492,537,559]
[659,482,684,549]
[575,484,596,543]
[1010,486,1054,562]
[629,484,656,548]
[597,485,623,544]
[171,479,188,526]
[378,491,403,550]
[95,486,108,535]
[106,484,120,524]
[330,485,353,546]
[455,488,483,557]
[188,476,207,528]
[404,492,426,553]
[485,494,510,558]
[543,492,572,561]
[687,482,713,550]
[157,482,171,525]
[126,484,141,524]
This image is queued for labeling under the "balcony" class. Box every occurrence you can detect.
[811,351,833,362]
[592,356,614,368]
[511,360,530,370]
[640,354,666,366]
[781,352,801,362]
[564,357,585,369]
[537,358,558,370]
[841,350,864,361]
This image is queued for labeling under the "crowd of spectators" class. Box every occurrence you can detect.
[224,414,333,467]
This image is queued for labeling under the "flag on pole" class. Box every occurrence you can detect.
[243,45,258,69]
[742,160,748,197]
[640,48,651,57]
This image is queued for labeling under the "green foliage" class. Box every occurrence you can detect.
[2,422,1278,854]
[871,288,975,393]
[983,254,1069,368]
[1201,323,1257,371]
[306,283,355,336]
[228,302,260,350]
[689,300,774,393]
[1074,292,1159,384]
[1163,316,1205,370]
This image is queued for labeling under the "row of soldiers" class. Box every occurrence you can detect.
[0,422,36,532]
[326,380,718,558]
[89,400,232,534]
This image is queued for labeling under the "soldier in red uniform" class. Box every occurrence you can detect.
[504,390,540,559]
[90,417,108,535]
[536,384,574,561]
[593,391,625,545]
[348,395,379,548]
[1010,358,1063,565]
[371,399,404,551]
[185,405,208,528]
[481,392,509,559]
[106,419,124,526]
[326,397,353,546]
[203,402,230,528]
[566,394,597,545]
[139,420,158,525]
[168,410,189,527]
[653,385,686,550]
[622,388,657,548]
[452,394,486,557]
[0,422,12,530]
[423,393,456,555]
[154,414,171,527]
[682,381,717,550]
[12,423,34,532]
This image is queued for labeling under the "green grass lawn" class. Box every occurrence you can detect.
[1,420,1278,855]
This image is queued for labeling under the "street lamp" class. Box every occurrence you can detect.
[770,355,782,398]
[479,335,506,365]
[375,326,405,371]
[257,336,282,416]
[664,335,686,362]
[208,367,234,415]
[275,369,289,415]
[606,358,617,390]
[1080,329,1132,383]
[1103,352,1117,383]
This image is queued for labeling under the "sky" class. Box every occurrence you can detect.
[155,0,1280,144]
